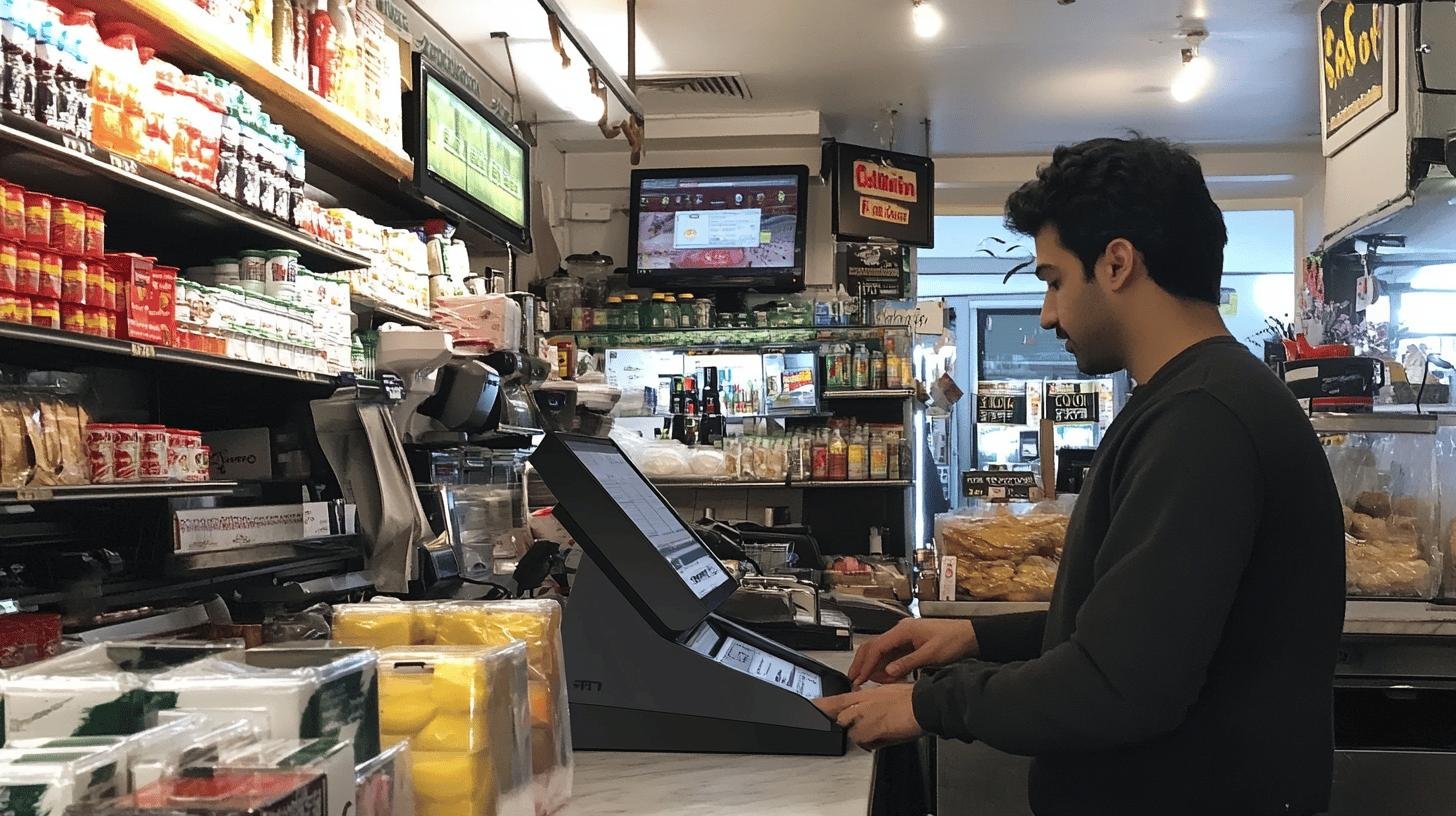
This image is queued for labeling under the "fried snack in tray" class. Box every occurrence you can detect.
[936,501,1071,602]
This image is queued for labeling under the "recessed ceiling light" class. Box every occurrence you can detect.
[911,0,944,39]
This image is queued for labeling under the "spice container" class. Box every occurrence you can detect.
[238,249,268,292]
[111,424,140,482]
[102,267,118,310]
[11,295,30,324]
[83,206,104,258]
[84,305,105,336]
[49,198,85,254]
[61,302,85,333]
[16,247,40,295]
[138,424,168,482]
[23,191,51,246]
[0,182,24,239]
[37,251,61,299]
[31,296,59,329]
[85,259,105,305]
[0,240,15,291]
[61,256,86,304]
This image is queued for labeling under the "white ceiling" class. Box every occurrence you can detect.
[430,0,1321,155]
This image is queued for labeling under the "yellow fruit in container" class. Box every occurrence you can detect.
[412,752,481,800]
[528,682,552,728]
[412,604,439,643]
[415,710,486,753]
[333,605,413,649]
[433,660,488,713]
[380,693,437,735]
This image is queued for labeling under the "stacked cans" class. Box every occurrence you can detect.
[0,178,111,334]
[85,423,211,484]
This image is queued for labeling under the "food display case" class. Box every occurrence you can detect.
[1313,414,1444,599]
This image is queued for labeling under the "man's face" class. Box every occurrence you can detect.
[1034,226,1123,376]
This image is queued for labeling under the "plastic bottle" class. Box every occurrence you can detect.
[810,430,829,480]
[827,428,848,481]
[871,348,886,390]
[870,432,889,480]
[307,0,336,98]
[327,0,357,111]
[33,11,58,127]
[847,428,868,481]
[852,343,870,389]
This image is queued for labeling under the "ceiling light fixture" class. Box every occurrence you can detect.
[1171,29,1211,103]
[911,0,944,39]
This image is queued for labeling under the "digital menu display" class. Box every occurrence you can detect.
[714,636,823,699]
[425,74,527,228]
[635,174,801,271]
[573,447,730,599]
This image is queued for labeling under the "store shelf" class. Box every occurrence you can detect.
[351,295,438,330]
[84,0,413,184]
[822,389,916,400]
[0,113,371,273]
[0,322,340,389]
[0,481,240,505]
[654,480,912,490]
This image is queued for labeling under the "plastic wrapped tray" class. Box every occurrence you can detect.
[146,647,380,765]
[206,739,355,816]
[3,642,241,741]
[333,600,573,813]
[0,743,127,815]
[376,645,533,816]
[933,499,1072,602]
[68,768,328,815]
[354,741,412,816]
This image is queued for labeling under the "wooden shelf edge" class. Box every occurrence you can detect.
[90,0,413,182]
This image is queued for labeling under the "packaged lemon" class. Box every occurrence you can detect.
[377,646,533,816]
[331,601,429,648]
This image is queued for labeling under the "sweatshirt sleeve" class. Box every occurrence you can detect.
[911,393,1263,756]
[969,611,1047,663]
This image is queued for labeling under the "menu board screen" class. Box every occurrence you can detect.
[425,74,527,228]
[635,172,803,271]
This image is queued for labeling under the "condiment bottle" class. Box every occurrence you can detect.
[308,0,337,97]
[810,430,829,480]
[827,428,848,481]
[870,432,889,480]
[663,294,681,329]
[847,428,868,481]
[852,343,870,389]
[871,348,886,389]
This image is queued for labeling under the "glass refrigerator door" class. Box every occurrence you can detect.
[763,349,819,414]
[686,352,766,417]
[605,348,686,416]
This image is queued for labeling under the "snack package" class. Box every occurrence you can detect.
[3,642,241,741]
[333,600,573,814]
[933,498,1073,602]
[0,612,62,668]
[376,646,532,816]
[354,741,412,816]
[206,739,354,816]
[68,768,328,815]
[0,743,128,815]
[146,647,380,765]
[1323,429,1442,598]
[0,395,33,487]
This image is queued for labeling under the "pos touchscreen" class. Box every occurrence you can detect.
[531,433,736,635]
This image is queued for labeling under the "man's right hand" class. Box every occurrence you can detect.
[848,619,980,689]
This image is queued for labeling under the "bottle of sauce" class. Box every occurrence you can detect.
[308,0,337,98]
[33,15,59,129]
[871,348,886,389]
[327,0,357,110]
[847,428,868,481]
[870,432,889,480]
[827,428,848,481]
[852,344,870,389]
[810,430,829,480]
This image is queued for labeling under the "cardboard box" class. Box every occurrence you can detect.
[107,254,174,346]
[201,428,273,481]
[173,503,335,554]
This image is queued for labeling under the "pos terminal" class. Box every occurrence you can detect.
[530,432,850,756]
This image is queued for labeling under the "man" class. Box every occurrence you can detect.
[816,137,1345,815]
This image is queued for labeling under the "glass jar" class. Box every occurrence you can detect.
[663,294,682,329]
[605,295,622,329]
[620,293,641,330]
[544,268,582,331]
[677,293,697,328]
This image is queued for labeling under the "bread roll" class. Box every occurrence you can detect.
[1355,491,1393,519]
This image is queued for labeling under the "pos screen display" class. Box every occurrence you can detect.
[530,433,735,634]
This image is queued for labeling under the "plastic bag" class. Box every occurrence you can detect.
[933,497,1074,602]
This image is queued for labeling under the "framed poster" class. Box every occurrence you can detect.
[1319,1,1398,157]
[837,242,908,298]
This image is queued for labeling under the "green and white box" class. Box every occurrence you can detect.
[148,646,380,765]
[208,738,355,816]
[3,643,241,741]
[0,744,126,815]
[10,714,259,792]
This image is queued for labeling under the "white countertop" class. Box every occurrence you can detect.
[561,644,873,816]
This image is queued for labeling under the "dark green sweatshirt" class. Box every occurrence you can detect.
[913,337,1346,816]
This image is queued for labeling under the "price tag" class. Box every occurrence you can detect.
[295,369,315,381]
[107,153,140,175]
[60,135,89,155]
[938,556,957,601]
[130,342,157,359]
[13,487,54,502]
[379,372,405,402]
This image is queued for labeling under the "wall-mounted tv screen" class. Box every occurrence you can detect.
[408,54,532,251]
[628,165,809,292]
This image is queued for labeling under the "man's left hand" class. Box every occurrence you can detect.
[814,683,925,750]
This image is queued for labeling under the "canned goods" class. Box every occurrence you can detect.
[195,444,211,481]
[84,207,105,258]
[111,424,140,482]
[31,297,59,330]
[61,303,85,333]
[49,199,85,254]
[0,294,14,322]
[102,269,118,311]
[23,192,51,247]
[86,260,106,306]
[11,295,30,324]
[36,252,61,300]
[84,306,106,336]
[166,429,188,481]
[0,183,24,240]
[105,309,117,338]
[0,241,15,291]
[238,250,267,292]
[16,248,40,296]
[138,424,168,482]
[86,423,116,484]
[61,256,86,304]
[264,249,299,297]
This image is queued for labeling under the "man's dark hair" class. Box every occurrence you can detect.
[1004,137,1228,304]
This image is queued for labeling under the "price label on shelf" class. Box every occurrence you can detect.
[295,369,315,381]
[107,153,140,175]
[129,342,157,359]
[13,487,54,502]
[60,135,89,155]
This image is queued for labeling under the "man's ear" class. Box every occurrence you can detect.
[1099,238,1139,293]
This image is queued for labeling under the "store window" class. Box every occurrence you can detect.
[1382,265,1456,363]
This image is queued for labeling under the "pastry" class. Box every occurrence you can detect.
[1354,491,1392,519]
[1392,496,1426,519]
[1348,513,1387,541]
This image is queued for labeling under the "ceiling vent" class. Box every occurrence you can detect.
[636,72,752,100]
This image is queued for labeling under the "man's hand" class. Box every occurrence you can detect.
[847,619,979,688]
[815,684,925,751]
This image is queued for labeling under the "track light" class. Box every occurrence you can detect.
[911,0,944,39]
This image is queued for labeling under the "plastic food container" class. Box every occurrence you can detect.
[2,641,241,740]
[16,248,40,295]
[63,303,87,333]
[0,241,16,291]
[51,198,86,254]
[87,260,107,306]
[68,768,329,815]
[1,182,25,240]
[23,191,52,246]
[62,256,88,304]
[238,250,268,293]
[376,645,534,816]
[207,738,356,816]
[0,743,128,812]
[85,206,106,258]
[32,296,60,330]
[933,498,1074,602]
[146,645,381,765]
[88,422,115,483]
[111,423,141,482]
[264,249,299,298]
[38,251,62,300]
[137,424,169,481]
[354,741,412,816]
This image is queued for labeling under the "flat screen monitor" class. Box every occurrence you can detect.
[530,433,736,635]
[408,54,532,251]
[628,165,809,292]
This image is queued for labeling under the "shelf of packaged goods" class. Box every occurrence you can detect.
[350,295,438,330]
[0,322,340,389]
[822,389,916,400]
[0,112,371,273]
[0,480,240,505]
[654,479,913,490]
[83,0,414,184]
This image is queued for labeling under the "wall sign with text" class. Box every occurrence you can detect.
[837,242,907,298]
[1319,1,1397,157]
[976,387,1029,425]
[962,471,1040,501]
[1044,383,1100,424]
[826,140,934,247]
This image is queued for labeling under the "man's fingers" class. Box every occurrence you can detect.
[814,692,859,719]
[883,647,935,680]
[850,628,911,686]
